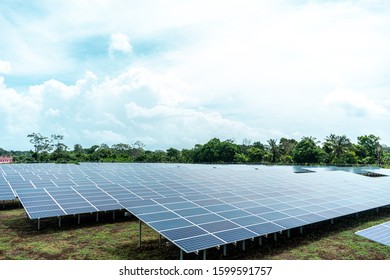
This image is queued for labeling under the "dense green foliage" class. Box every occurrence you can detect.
[1,133,389,166]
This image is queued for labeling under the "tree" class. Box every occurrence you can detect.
[166,148,180,162]
[357,134,382,164]
[27,133,51,154]
[292,137,325,164]
[323,134,352,164]
[267,139,279,163]
[278,138,297,164]
[194,138,239,163]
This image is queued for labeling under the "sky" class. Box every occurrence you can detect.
[0,0,390,151]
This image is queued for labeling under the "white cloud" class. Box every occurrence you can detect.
[1,1,390,149]
[0,60,11,73]
[83,129,128,144]
[45,108,60,117]
[108,33,132,56]
[324,88,389,118]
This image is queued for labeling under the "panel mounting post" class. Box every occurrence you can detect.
[58,217,61,228]
[274,233,277,241]
[287,229,291,238]
[376,208,379,213]
[300,227,303,234]
[158,234,162,244]
[180,249,184,260]
[77,214,81,225]
[138,219,142,248]
[203,250,206,260]
[259,236,262,246]
[223,245,227,256]
[37,219,40,231]
[96,212,99,222]
[331,219,334,225]
[242,240,246,251]
[113,211,115,220]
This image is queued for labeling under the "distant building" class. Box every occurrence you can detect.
[0,156,13,164]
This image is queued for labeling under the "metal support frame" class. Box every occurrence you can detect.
[180,249,184,260]
[331,219,334,225]
[259,236,262,246]
[274,233,277,241]
[203,250,206,260]
[223,245,227,256]
[287,229,291,238]
[77,215,81,225]
[242,240,246,251]
[37,219,40,230]
[138,219,142,248]
[96,212,99,222]
[376,208,379,213]
[58,217,61,228]
[158,234,162,244]
[300,227,303,234]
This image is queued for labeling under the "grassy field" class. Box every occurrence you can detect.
[0,204,389,260]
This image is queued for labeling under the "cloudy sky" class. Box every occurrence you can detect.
[1,0,390,151]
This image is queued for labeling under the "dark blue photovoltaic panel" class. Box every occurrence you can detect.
[214,228,258,243]
[332,207,356,215]
[199,220,239,233]
[127,205,167,215]
[162,201,198,210]
[229,201,260,209]
[193,199,224,207]
[247,222,285,235]
[217,209,250,219]
[29,210,67,219]
[3,163,390,254]
[355,222,390,246]
[149,218,193,231]
[175,207,211,217]
[273,217,308,228]
[0,181,15,200]
[245,206,275,215]
[161,226,208,240]
[186,213,225,224]
[119,199,158,208]
[296,213,327,224]
[258,211,290,221]
[138,211,180,222]
[281,208,310,216]
[174,234,224,253]
[231,215,268,226]
[204,204,237,212]
[153,197,186,204]
[315,209,344,219]
[93,203,122,211]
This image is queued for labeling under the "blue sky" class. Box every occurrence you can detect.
[1,0,390,151]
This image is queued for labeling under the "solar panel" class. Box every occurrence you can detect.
[2,163,390,255]
[355,221,390,246]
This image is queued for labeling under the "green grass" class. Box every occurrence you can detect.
[0,205,389,260]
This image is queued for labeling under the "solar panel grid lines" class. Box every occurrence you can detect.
[2,163,390,254]
[355,221,390,246]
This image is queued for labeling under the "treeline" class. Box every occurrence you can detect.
[1,133,390,166]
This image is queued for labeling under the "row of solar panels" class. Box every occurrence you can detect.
[356,221,390,246]
[2,163,390,253]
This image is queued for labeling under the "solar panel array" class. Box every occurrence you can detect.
[355,221,390,246]
[1,163,390,253]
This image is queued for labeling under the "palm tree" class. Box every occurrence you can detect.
[267,139,279,163]
[324,134,351,163]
